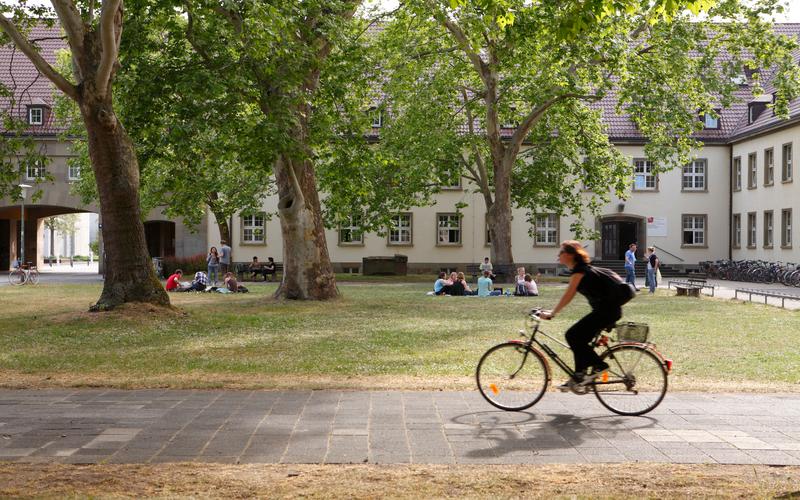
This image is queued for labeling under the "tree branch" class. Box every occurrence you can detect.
[96,0,123,97]
[0,16,79,101]
[51,0,85,55]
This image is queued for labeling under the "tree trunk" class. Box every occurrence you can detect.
[488,157,515,273]
[80,96,169,311]
[273,155,338,300]
[215,218,231,250]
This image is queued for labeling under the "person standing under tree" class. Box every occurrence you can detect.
[207,247,220,286]
[219,240,232,275]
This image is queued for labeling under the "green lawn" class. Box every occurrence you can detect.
[0,282,798,391]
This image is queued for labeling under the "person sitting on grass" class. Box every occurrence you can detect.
[523,273,539,296]
[188,271,209,292]
[224,271,239,292]
[165,269,183,292]
[434,272,453,295]
[477,270,502,297]
[456,272,475,295]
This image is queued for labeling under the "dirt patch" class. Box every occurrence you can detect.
[49,302,187,325]
[0,371,798,393]
[0,463,798,498]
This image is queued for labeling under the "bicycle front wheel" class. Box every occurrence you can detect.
[593,345,668,416]
[8,269,25,286]
[476,342,549,411]
[27,270,39,285]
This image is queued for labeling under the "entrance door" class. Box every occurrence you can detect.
[602,220,640,260]
[0,219,9,270]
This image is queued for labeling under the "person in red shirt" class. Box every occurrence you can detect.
[165,269,183,291]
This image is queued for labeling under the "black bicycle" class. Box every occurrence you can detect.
[476,309,672,416]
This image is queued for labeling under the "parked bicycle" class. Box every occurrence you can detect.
[8,263,39,286]
[476,308,672,416]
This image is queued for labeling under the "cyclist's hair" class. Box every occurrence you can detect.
[560,240,590,264]
[175,269,183,275]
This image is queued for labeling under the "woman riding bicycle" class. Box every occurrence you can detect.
[540,240,623,387]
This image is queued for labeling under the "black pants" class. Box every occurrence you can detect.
[565,307,621,373]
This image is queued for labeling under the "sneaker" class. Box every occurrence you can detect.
[557,380,573,392]
[592,361,610,373]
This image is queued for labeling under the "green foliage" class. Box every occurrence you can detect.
[43,213,78,234]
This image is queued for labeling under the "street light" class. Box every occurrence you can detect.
[17,183,31,268]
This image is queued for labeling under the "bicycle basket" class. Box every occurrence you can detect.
[615,322,650,343]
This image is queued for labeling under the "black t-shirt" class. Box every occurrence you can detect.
[649,254,658,267]
[571,262,614,310]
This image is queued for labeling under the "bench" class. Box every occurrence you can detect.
[734,288,800,308]
[235,262,283,281]
[674,284,701,297]
[466,264,481,282]
[668,279,716,297]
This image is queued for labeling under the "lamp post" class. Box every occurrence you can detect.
[18,184,31,268]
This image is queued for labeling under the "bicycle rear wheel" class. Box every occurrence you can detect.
[593,345,668,416]
[8,269,24,286]
[476,342,549,411]
[27,270,39,285]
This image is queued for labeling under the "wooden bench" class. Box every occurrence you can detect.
[734,288,800,308]
[236,262,283,281]
[668,279,716,296]
[466,264,481,282]
[674,284,701,297]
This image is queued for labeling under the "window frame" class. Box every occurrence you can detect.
[732,213,741,249]
[369,107,383,128]
[681,159,707,192]
[681,214,707,248]
[240,212,267,246]
[338,215,365,246]
[25,160,45,180]
[747,211,757,249]
[533,213,559,247]
[387,212,412,246]
[632,158,658,191]
[782,208,793,249]
[747,152,757,189]
[763,210,774,249]
[733,156,742,192]
[67,163,81,181]
[764,147,774,186]
[702,111,721,130]
[27,106,43,125]
[782,142,793,183]
[436,213,462,246]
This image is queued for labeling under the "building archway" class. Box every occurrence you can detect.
[595,214,647,260]
[144,220,176,258]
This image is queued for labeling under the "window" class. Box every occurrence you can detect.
[437,213,461,245]
[534,214,559,246]
[702,111,720,129]
[369,108,383,128]
[27,107,43,125]
[782,209,792,248]
[388,213,412,245]
[763,210,774,248]
[782,143,793,182]
[68,163,81,181]
[501,106,518,129]
[748,102,766,124]
[682,159,706,191]
[25,160,45,180]
[747,212,757,248]
[732,214,741,249]
[438,165,462,190]
[338,215,364,245]
[682,215,706,247]
[764,148,774,186]
[633,159,657,190]
[733,157,742,191]
[241,212,266,244]
[747,153,757,189]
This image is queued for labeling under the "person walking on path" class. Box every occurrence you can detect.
[219,240,232,275]
[624,243,639,291]
[207,247,220,286]
[646,246,659,294]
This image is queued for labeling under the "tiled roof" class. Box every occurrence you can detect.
[0,24,66,136]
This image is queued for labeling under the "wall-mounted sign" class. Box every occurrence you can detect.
[647,216,667,237]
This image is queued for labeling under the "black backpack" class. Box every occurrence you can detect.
[591,266,636,306]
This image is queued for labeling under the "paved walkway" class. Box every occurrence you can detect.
[2,390,800,465]
[659,278,800,310]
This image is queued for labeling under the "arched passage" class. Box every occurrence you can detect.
[144,220,176,258]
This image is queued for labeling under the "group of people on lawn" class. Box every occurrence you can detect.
[433,257,539,297]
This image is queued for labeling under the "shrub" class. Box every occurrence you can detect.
[162,253,207,277]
